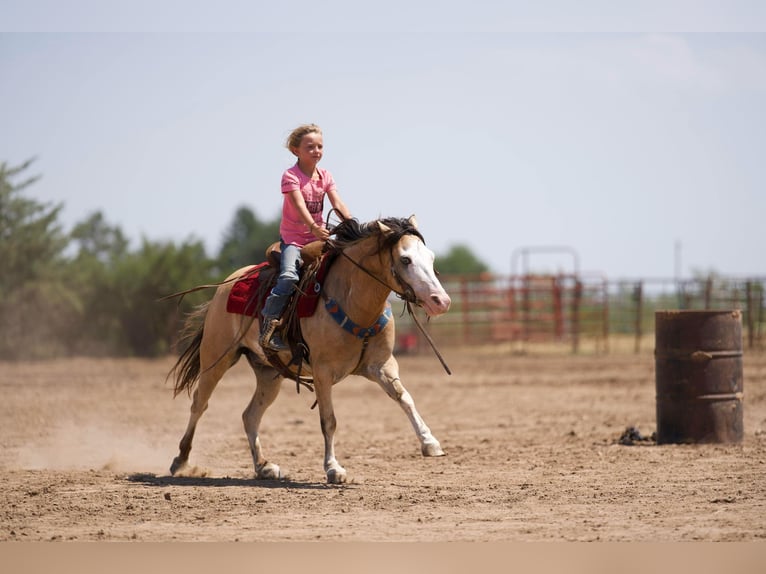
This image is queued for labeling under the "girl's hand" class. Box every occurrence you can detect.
[311,222,330,240]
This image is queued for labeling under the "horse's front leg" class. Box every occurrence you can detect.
[314,376,347,484]
[370,356,445,457]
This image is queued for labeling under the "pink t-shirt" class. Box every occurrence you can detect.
[280,164,337,246]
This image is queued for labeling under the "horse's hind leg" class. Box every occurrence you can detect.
[170,354,234,476]
[241,356,284,480]
[368,356,445,457]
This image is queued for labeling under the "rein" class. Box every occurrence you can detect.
[404,299,452,376]
[338,247,451,376]
[157,274,242,304]
[339,251,416,303]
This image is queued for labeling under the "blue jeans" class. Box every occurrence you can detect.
[262,240,302,319]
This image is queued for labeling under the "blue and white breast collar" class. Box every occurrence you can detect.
[324,298,392,339]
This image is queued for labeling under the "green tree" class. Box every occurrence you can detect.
[70,211,129,263]
[0,159,77,359]
[66,211,216,357]
[217,206,280,272]
[113,238,215,356]
[435,244,489,275]
[0,159,66,294]
[64,212,132,355]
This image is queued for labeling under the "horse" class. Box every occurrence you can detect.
[167,216,451,484]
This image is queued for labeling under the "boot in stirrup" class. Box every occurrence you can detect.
[260,317,288,352]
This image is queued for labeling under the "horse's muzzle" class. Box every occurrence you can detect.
[421,292,451,317]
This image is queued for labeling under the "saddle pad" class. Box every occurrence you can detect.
[225,253,336,319]
[226,262,270,316]
[296,252,335,318]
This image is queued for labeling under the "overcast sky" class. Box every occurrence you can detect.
[2,2,765,279]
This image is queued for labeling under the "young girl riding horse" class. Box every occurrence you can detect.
[260,124,352,351]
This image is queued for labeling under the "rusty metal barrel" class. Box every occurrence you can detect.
[655,310,743,444]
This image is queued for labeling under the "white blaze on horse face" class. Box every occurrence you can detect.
[396,236,451,317]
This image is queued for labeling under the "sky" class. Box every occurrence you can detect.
[2,2,766,280]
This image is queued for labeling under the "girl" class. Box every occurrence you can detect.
[260,124,352,351]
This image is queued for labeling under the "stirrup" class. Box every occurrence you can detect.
[265,333,288,352]
[260,318,287,351]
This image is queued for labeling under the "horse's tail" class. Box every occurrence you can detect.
[167,302,209,398]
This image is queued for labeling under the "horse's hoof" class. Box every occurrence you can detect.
[326,468,347,484]
[421,441,445,457]
[170,457,187,476]
[256,462,282,480]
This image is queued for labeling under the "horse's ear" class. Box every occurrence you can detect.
[408,214,418,229]
[377,220,392,234]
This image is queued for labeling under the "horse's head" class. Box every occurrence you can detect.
[378,216,451,317]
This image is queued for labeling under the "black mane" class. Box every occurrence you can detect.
[329,217,424,252]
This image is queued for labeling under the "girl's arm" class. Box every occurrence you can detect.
[326,188,352,221]
[286,189,329,240]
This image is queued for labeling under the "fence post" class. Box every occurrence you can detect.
[460,276,470,346]
[571,279,582,354]
[746,281,754,349]
[758,282,765,348]
[553,276,563,338]
[602,278,610,354]
[522,275,530,346]
[634,281,643,353]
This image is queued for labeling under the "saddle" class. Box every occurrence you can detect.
[226,240,330,318]
[265,240,326,269]
[226,241,338,391]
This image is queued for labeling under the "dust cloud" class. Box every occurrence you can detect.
[11,418,170,475]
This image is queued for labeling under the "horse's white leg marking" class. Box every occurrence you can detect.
[242,367,283,480]
[314,374,347,484]
[372,357,445,457]
[170,357,231,475]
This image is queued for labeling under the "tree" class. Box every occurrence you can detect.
[113,238,215,357]
[0,159,66,295]
[66,212,217,356]
[0,159,76,359]
[70,211,129,264]
[434,244,489,275]
[217,206,280,272]
[63,212,133,355]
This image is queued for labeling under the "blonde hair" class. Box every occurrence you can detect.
[286,124,322,154]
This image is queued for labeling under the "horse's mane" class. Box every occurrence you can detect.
[328,217,425,253]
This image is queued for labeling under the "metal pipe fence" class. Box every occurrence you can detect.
[391,274,766,354]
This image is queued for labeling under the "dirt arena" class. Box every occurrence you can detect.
[1,345,765,542]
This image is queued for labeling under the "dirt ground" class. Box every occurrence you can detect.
[1,345,765,542]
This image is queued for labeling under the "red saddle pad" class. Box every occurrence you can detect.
[226,262,270,316]
[226,253,336,319]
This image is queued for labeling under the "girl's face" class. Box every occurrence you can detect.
[292,132,324,169]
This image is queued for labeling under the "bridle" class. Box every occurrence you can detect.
[335,235,451,375]
[338,249,418,305]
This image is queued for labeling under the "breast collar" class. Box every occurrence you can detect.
[323,297,392,339]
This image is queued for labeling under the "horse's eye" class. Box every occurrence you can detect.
[400,256,412,266]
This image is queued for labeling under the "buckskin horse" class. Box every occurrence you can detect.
[167,216,451,484]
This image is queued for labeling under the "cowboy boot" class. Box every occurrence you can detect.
[259,316,288,352]
[260,288,290,352]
